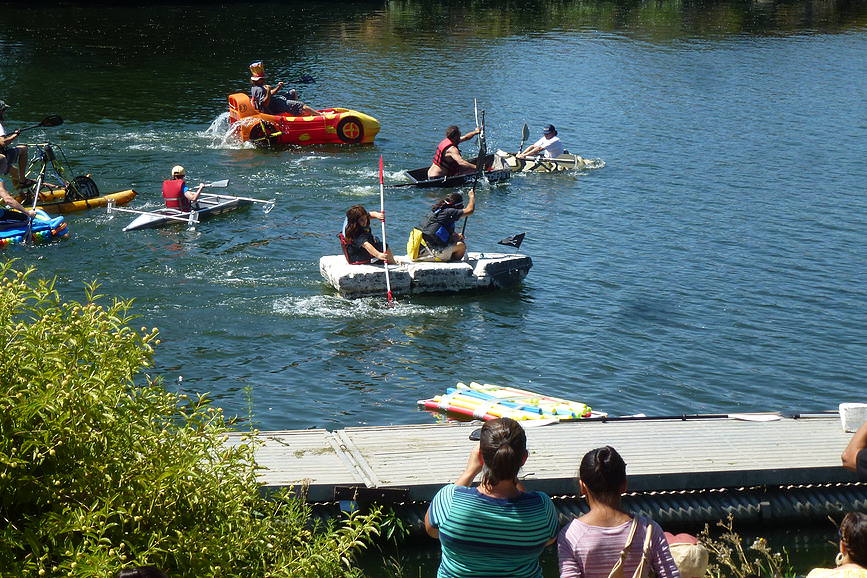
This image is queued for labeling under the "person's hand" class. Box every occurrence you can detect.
[26,209,36,217]
[369,210,384,221]
[464,446,483,476]
[277,81,284,89]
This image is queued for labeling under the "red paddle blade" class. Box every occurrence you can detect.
[379,155,384,185]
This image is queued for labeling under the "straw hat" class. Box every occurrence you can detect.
[171,165,185,177]
[249,61,266,81]
[665,533,708,577]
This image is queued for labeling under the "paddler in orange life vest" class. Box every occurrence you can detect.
[162,165,204,212]
[427,125,481,180]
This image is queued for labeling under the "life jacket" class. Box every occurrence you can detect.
[420,207,457,247]
[432,138,460,176]
[162,179,190,211]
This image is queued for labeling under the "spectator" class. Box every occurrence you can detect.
[806,512,867,577]
[557,446,681,577]
[842,422,867,481]
[425,417,559,577]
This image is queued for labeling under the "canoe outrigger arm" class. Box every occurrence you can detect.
[106,199,201,226]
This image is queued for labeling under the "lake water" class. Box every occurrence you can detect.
[2,1,866,436]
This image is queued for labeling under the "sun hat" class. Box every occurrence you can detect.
[543,124,556,134]
[171,165,185,177]
[249,61,266,81]
[665,532,708,577]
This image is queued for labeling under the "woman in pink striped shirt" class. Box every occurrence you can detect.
[557,446,680,578]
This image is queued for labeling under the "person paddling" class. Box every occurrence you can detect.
[162,165,204,212]
[343,204,395,264]
[0,101,36,190]
[517,124,565,159]
[427,125,481,179]
[249,61,322,117]
[417,188,475,261]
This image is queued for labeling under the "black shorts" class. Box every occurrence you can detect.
[0,146,19,173]
[0,208,28,222]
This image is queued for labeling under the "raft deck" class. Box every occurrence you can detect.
[229,414,859,502]
[319,252,532,298]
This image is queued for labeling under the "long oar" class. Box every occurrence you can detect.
[200,179,229,188]
[519,154,583,168]
[17,115,63,134]
[463,110,487,237]
[379,155,394,306]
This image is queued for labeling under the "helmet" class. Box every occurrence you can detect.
[171,165,185,177]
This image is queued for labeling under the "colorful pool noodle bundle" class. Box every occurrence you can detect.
[451,385,589,419]
[457,382,593,418]
[419,392,551,421]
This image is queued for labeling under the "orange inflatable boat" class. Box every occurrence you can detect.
[227,93,380,147]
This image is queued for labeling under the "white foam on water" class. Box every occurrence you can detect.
[583,158,606,170]
[272,295,454,318]
[202,113,255,150]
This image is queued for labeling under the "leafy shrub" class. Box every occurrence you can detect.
[0,261,382,577]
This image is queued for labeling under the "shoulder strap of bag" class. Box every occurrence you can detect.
[630,517,655,578]
[607,517,640,578]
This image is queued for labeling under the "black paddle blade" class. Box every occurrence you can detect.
[40,115,63,128]
[521,124,529,142]
[498,233,525,249]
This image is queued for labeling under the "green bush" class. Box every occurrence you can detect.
[0,261,383,577]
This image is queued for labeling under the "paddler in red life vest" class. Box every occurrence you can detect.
[161,165,204,212]
[427,125,481,180]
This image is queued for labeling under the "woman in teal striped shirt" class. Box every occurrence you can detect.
[425,418,560,577]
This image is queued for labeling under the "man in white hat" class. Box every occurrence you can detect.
[161,165,204,212]
[0,101,35,190]
[248,61,321,117]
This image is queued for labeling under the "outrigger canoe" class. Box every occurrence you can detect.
[119,193,257,232]
[402,154,511,188]
[0,209,70,247]
[228,93,380,147]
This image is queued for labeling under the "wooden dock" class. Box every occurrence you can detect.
[228,414,859,502]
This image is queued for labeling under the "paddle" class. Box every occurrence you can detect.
[378,155,394,306]
[463,109,486,238]
[518,123,529,153]
[16,115,63,134]
[519,154,583,168]
[200,179,229,188]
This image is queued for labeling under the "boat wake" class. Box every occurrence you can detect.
[202,113,254,150]
[272,295,456,318]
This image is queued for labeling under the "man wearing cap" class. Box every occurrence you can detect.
[842,421,867,481]
[517,124,565,159]
[248,61,321,117]
[0,101,34,190]
[162,165,205,212]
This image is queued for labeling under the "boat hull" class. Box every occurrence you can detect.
[495,150,589,172]
[404,154,511,188]
[319,252,532,298]
[0,209,70,247]
[228,93,380,147]
[123,194,253,231]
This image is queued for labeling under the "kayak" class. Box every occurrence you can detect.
[227,93,380,147]
[24,189,138,214]
[402,154,511,188]
[418,381,606,422]
[494,149,599,172]
[0,209,70,247]
[122,193,254,232]
[320,251,532,298]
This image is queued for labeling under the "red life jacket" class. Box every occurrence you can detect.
[432,138,460,176]
[162,179,190,211]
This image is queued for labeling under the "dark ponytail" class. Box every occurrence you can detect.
[431,192,464,213]
[479,417,526,488]
[578,446,627,503]
[841,511,867,567]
